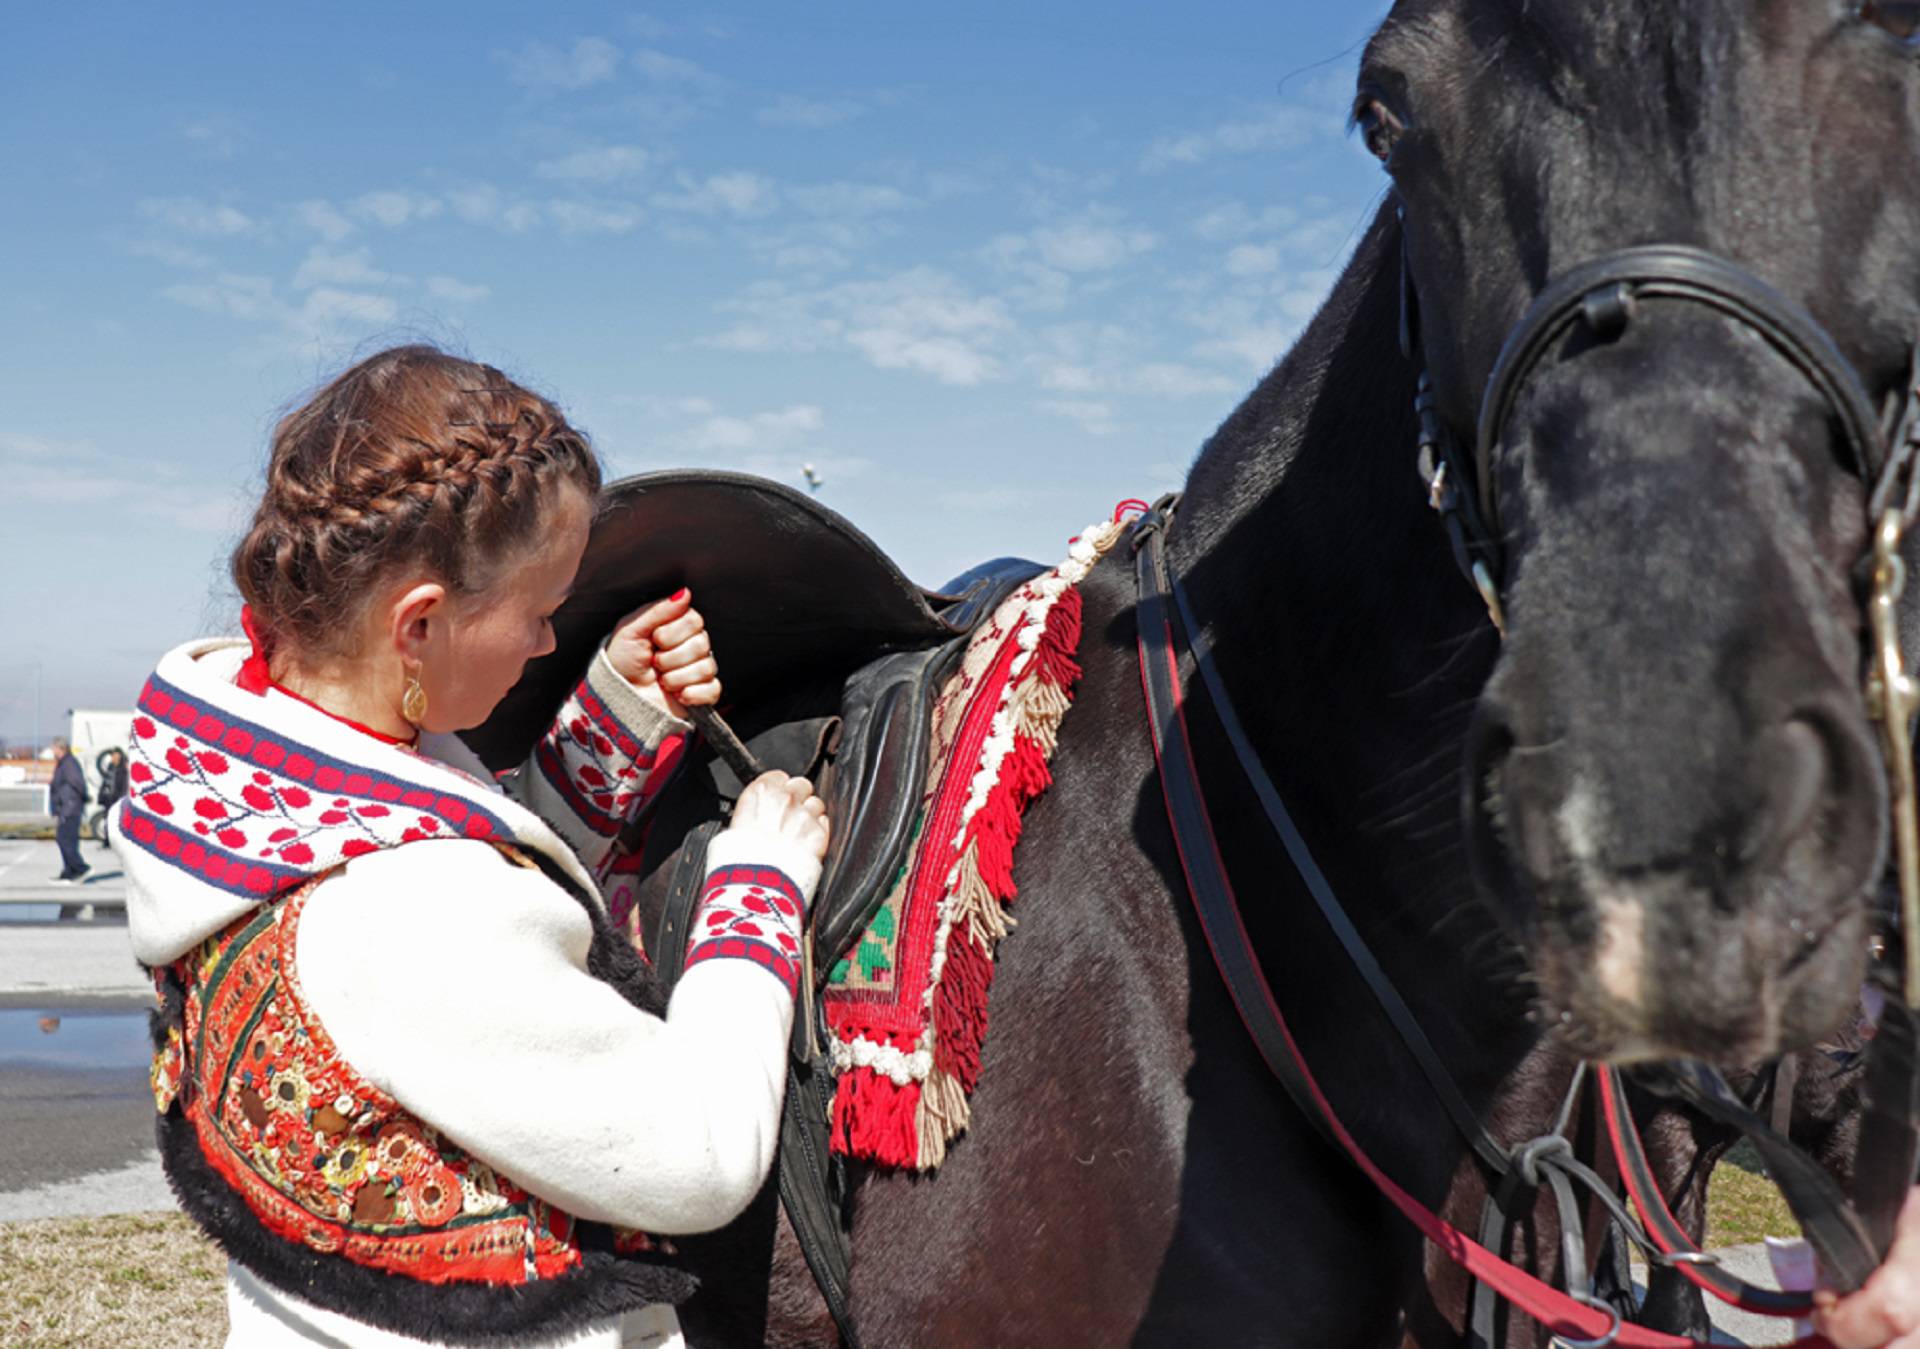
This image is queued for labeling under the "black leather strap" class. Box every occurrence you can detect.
[1133,511,1342,1157]
[1475,246,1890,536]
[1635,1060,1881,1292]
[1600,1065,1819,1316]
[1145,509,1511,1177]
[1853,1000,1920,1259]
[777,1043,862,1349]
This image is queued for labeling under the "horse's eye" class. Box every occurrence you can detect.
[1861,0,1920,41]
[1355,97,1407,163]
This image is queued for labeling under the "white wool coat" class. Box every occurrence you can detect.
[119,640,820,1348]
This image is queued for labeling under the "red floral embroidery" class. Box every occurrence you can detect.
[162,876,666,1286]
[684,864,806,995]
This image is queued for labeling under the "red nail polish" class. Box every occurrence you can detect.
[671,588,689,603]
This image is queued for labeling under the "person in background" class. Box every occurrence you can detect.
[48,737,88,883]
[95,747,129,851]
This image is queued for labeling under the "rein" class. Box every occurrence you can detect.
[1133,505,1830,1345]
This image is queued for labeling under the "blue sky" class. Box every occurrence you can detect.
[1,2,1391,740]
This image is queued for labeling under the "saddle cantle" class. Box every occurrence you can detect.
[465,470,1040,1344]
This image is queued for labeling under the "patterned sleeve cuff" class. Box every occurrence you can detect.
[682,829,822,998]
[530,649,693,841]
[585,646,693,748]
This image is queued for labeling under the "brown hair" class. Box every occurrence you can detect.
[232,344,602,662]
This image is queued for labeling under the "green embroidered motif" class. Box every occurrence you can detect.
[827,816,920,992]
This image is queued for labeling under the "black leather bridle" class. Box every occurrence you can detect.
[1401,214,1920,1298]
[1409,219,1920,636]
[1135,213,1920,1339]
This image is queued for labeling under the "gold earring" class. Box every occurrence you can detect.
[401,673,429,727]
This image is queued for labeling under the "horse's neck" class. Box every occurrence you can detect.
[1166,213,1536,1110]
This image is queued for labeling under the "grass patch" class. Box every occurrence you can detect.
[0,1213,224,1347]
[1704,1139,1802,1249]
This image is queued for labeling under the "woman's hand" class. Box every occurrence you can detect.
[606,589,721,720]
[729,770,830,865]
[1816,1188,1920,1347]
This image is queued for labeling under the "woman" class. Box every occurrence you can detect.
[96,746,129,850]
[114,344,825,1347]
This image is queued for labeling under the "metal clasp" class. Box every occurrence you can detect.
[1550,1292,1622,1349]
[1865,509,1920,1008]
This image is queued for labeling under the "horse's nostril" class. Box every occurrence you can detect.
[1740,718,1828,873]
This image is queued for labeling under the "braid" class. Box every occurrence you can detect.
[232,345,602,660]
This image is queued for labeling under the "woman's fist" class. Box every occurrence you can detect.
[730,771,830,865]
[606,589,722,719]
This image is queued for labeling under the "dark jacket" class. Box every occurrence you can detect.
[98,757,130,807]
[49,754,87,821]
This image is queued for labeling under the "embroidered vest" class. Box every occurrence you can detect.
[151,856,692,1341]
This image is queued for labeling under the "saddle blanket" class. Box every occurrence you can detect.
[824,514,1128,1171]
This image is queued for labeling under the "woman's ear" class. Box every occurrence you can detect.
[386,580,449,668]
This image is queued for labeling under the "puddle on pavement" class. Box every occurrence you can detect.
[0,906,59,923]
[0,1009,149,1072]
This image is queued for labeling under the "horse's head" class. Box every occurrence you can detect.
[1364,0,1920,1063]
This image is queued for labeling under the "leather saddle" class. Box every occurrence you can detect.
[466,470,1040,1342]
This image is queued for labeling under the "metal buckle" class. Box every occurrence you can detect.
[1866,509,1920,1007]
[1550,1292,1622,1349]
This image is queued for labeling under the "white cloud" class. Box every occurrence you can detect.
[758,95,865,129]
[161,273,280,322]
[655,171,778,218]
[505,37,622,92]
[690,404,824,452]
[1037,399,1115,435]
[128,240,214,270]
[182,115,247,160]
[1190,202,1303,243]
[351,190,443,228]
[788,182,916,218]
[138,196,255,237]
[704,267,1011,386]
[1028,221,1158,273]
[425,275,491,304]
[546,200,646,235]
[1141,106,1322,171]
[1131,362,1240,398]
[160,270,400,342]
[291,246,392,291]
[632,48,724,89]
[299,288,398,329]
[294,199,357,243]
[0,432,239,534]
[536,145,654,182]
[848,330,997,385]
[1225,243,1282,276]
[443,184,541,233]
[1040,364,1103,394]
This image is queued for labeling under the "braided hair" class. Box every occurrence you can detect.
[232,345,602,662]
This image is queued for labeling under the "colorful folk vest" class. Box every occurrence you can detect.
[150,857,692,1341]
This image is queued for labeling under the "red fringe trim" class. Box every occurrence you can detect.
[832,585,1089,1168]
[829,1035,926,1169]
[930,588,1085,1110]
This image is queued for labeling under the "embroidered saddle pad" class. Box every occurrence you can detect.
[823,517,1126,1171]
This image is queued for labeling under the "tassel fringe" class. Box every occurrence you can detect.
[827,520,1124,1170]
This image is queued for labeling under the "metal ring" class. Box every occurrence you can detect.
[1550,1292,1623,1349]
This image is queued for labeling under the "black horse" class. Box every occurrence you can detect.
[569,2,1920,1343]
